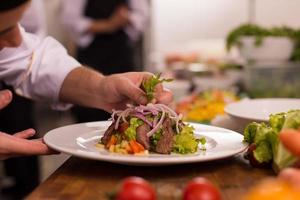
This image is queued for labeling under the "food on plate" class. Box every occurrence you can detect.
[99,103,205,155]
[176,90,239,123]
[182,177,221,200]
[242,178,300,200]
[141,73,173,102]
[243,110,300,172]
[113,176,156,200]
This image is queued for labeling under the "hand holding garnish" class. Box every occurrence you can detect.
[141,73,173,103]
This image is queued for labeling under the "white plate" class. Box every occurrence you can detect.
[225,98,300,122]
[44,121,247,166]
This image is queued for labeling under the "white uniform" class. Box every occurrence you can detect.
[0,27,80,109]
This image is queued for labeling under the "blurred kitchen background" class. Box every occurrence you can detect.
[1,0,300,199]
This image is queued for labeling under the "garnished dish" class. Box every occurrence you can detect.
[99,103,206,155]
[98,73,205,155]
[243,110,300,172]
[176,90,239,123]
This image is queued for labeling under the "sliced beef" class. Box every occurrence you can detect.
[155,118,175,154]
[101,122,116,145]
[136,123,151,150]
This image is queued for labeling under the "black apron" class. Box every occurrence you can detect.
[73,0,134,122]
[77,0,134,75]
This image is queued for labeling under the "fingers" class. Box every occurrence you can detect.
[0,90,12,109]
[119,77,148,105]
[0,132,56,157]
[9,138,54,156]
[13,128,36,139]
[279,168,300,188]
[280,129,300,157]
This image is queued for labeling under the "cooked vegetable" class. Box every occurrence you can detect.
[244,110,300,172]
[129,140,145,154]
[141,73,173,102]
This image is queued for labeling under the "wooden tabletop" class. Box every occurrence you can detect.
[26,155,274,200]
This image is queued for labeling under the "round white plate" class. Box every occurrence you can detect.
[225,98,300,122]
[44,121,247,166]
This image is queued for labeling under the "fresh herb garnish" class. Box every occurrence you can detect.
[141,73,173,102]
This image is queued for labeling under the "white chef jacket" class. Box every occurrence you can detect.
[61,0,149,48]
[0,27,80,110]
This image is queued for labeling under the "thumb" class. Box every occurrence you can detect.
[280,129,300,157]
[0,90,12,109]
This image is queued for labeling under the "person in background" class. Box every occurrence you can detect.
[0,0,171,198]
[0,1,46,198]
[279,128,300,187]
[61,0,149,123]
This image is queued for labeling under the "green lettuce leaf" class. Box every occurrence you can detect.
[253,141,273,163]
[173,125,201,154]
[244,109,300,172]
[272,110,300,171]
[141,73,173,102]
[124,118,144,141]
[244,122,273,163]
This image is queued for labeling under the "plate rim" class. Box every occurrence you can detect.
[44,121,248,165]
[225,98,300,122]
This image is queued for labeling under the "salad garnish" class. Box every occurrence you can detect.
[141,73,173,102]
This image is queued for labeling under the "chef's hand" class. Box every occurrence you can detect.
[0,90,55,160]
[278,129,300,188]
[98,72,173,112]
[109,4,130,30]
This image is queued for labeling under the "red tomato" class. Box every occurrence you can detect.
[116,176,156,200]
[183,177,221,200]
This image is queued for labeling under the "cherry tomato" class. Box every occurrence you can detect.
[116,176,156,200]
[183,177,221,200]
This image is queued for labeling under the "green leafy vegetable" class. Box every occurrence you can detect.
[173,125,201,154]
[124,118,143,141]
[253,141,273,163]
[243,110,300,172]
[141,73,173,102]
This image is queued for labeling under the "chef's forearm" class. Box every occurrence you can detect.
[58,67,105,109]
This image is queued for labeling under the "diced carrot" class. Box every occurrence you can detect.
[129,140,145,153]
[106,135,117,149]
[125,143,133,154]
[136,142,145,151]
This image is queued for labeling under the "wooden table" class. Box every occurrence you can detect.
[26,154,274,200]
